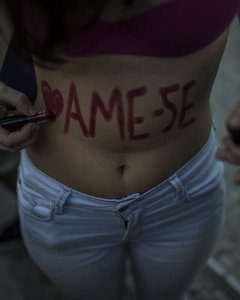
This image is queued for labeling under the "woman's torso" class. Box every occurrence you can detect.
[1,0,235,198]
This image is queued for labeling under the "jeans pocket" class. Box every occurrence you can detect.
[17,181,59,248]
[17,178,55,221]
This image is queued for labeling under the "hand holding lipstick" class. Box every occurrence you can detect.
[0,111,51,132]
[0,81,41,152]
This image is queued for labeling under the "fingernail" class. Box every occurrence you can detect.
[28,106,37,116]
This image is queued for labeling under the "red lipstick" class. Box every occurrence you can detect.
[0,111,52,131]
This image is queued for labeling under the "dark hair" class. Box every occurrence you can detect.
[3,0,135,67]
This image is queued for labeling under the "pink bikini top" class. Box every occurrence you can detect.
[21,0,240,57]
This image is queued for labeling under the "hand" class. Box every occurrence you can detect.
[216,101,240,184]
[0,81,39,152]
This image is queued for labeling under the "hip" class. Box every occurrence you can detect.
[17,125,226,248]
[19,126,225,204]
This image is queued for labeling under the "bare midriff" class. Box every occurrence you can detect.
[27,30,228,198]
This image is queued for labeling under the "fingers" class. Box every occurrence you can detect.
[0,104,6,117]
[216,148,240,164]
[0,81,40,152]
[0,122,40,152]
[216,135,240,163]
[226,101,240,129]
[233,171,240,184]
[216,134,240,185]
[0,81,37,116]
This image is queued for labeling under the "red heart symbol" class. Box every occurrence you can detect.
[41,80,64,119]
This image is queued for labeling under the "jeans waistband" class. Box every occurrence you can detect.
[19,127,220,207]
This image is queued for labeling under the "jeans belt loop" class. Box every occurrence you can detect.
[55,187,71,214]
[168,174,188,200]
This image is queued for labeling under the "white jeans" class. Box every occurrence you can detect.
[17,127,226,300]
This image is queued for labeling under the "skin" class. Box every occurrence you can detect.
[41,79,196,140]
[0,1,240,197]
[27,33,224,198]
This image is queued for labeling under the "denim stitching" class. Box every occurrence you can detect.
[55,188,71,214]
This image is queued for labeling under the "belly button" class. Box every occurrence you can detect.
[118,165,126,176]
